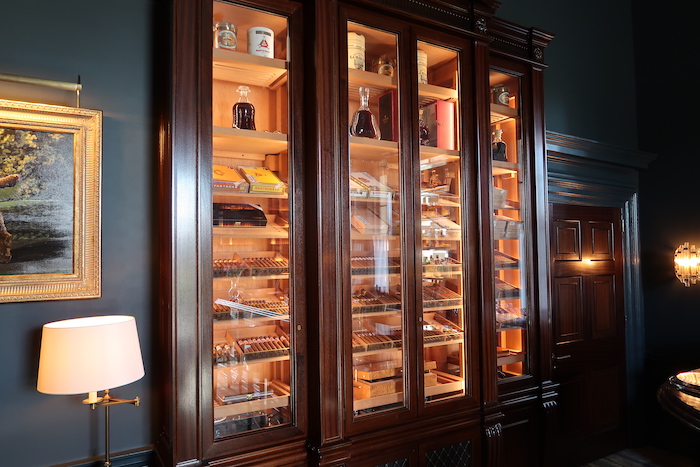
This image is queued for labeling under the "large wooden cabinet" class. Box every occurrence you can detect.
[159,1,553,466]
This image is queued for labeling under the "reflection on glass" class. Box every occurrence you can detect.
[347,22,405,417]
[418,41,466,403]
[490,69,529,381]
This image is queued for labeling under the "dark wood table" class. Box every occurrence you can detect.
[658,368,700,432]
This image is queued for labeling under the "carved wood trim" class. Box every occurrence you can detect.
[484,422,503,467]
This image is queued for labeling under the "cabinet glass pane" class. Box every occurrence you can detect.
[211,1,293,438]
[417,41,466,402]
[489,70,530,380]
[347,22,405,417]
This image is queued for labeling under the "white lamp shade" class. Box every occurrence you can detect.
[37,315,145,395]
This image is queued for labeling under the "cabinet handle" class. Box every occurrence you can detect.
[553,354,571,361]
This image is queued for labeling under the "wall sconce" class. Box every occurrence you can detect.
[37,315,145,467]
[674,242,700,287]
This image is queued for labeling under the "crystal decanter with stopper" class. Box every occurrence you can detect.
[350,86,380,139]
[233,85,256,130]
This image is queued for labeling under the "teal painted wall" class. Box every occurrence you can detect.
[0,1,158,466]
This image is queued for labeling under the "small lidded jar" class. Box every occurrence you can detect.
[214,20,238,51]
[490,84,510,105]
[372,55,395,77]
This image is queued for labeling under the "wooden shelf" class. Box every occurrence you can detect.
[418,82,458,106]
[493,160,518,176]
[420,146,460,169]
[352,378,464,412]
[213,126,288,154]
[497,351,525,366]
[213,188,288,199]
[348,68,397,102]
[490,103,518,123]
[213,48,288,89]
[214,393,290,418]
[349,136,399,161]
[214,354,290,370]
[213,274,289,282]
[213,224,289,239]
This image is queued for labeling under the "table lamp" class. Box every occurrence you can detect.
[37,315,145,467]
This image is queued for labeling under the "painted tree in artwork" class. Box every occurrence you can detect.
[0,128,73,200]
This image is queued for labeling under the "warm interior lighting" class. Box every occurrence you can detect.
[674,242,700,287]
[37,315,144,467]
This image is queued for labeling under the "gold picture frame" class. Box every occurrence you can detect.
[0,99,101,302]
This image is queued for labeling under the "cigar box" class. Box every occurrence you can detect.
[351,206,389,234]
[494,214,522,239]
[378,89,399,142]
[422,100,455,150]
[350,177,369,198]
[213,203,267,227]
[350,172,394,200]
[238,166,286,194]
[353,372,439,399]
[369,205,401,235]
[213,164,249,192]
[225,325,290,362]
[432,216,461,233]
[493,186,507,209]
[353,360,403,381]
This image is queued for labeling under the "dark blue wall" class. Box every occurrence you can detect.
[632,0,700,458]
[0,1,157,466]
[498,0,638,149]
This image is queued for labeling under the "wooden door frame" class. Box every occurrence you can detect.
[546,131,655,445]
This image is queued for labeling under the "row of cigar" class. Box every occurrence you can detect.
[212,299,289,321]
[238,335,290,353]
[213,256,289,277]
[423,284,462,308]
[352,331,402,351]
[213,334,290,364]
[352,288,401,306]
[213,259,248,277]
[351,256,401,275]
[244,299,289,314]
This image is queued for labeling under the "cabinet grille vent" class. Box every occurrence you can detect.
[425,440,471,466]
[375,459,409,467]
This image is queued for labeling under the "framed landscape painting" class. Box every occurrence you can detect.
[0,99,101,302]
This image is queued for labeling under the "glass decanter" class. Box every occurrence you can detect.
[492,128,507,161]
[350,87,380,139]
[233,85,256,130]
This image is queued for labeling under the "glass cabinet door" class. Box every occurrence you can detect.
[210,1,295,438]
[344,19,470,419]
[489,69,530,381]
[417,41,467,403]
[347,22,406,417]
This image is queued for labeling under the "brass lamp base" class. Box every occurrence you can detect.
[82,389,140,467]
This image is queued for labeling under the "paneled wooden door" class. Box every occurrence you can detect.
[550,203,627,466]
